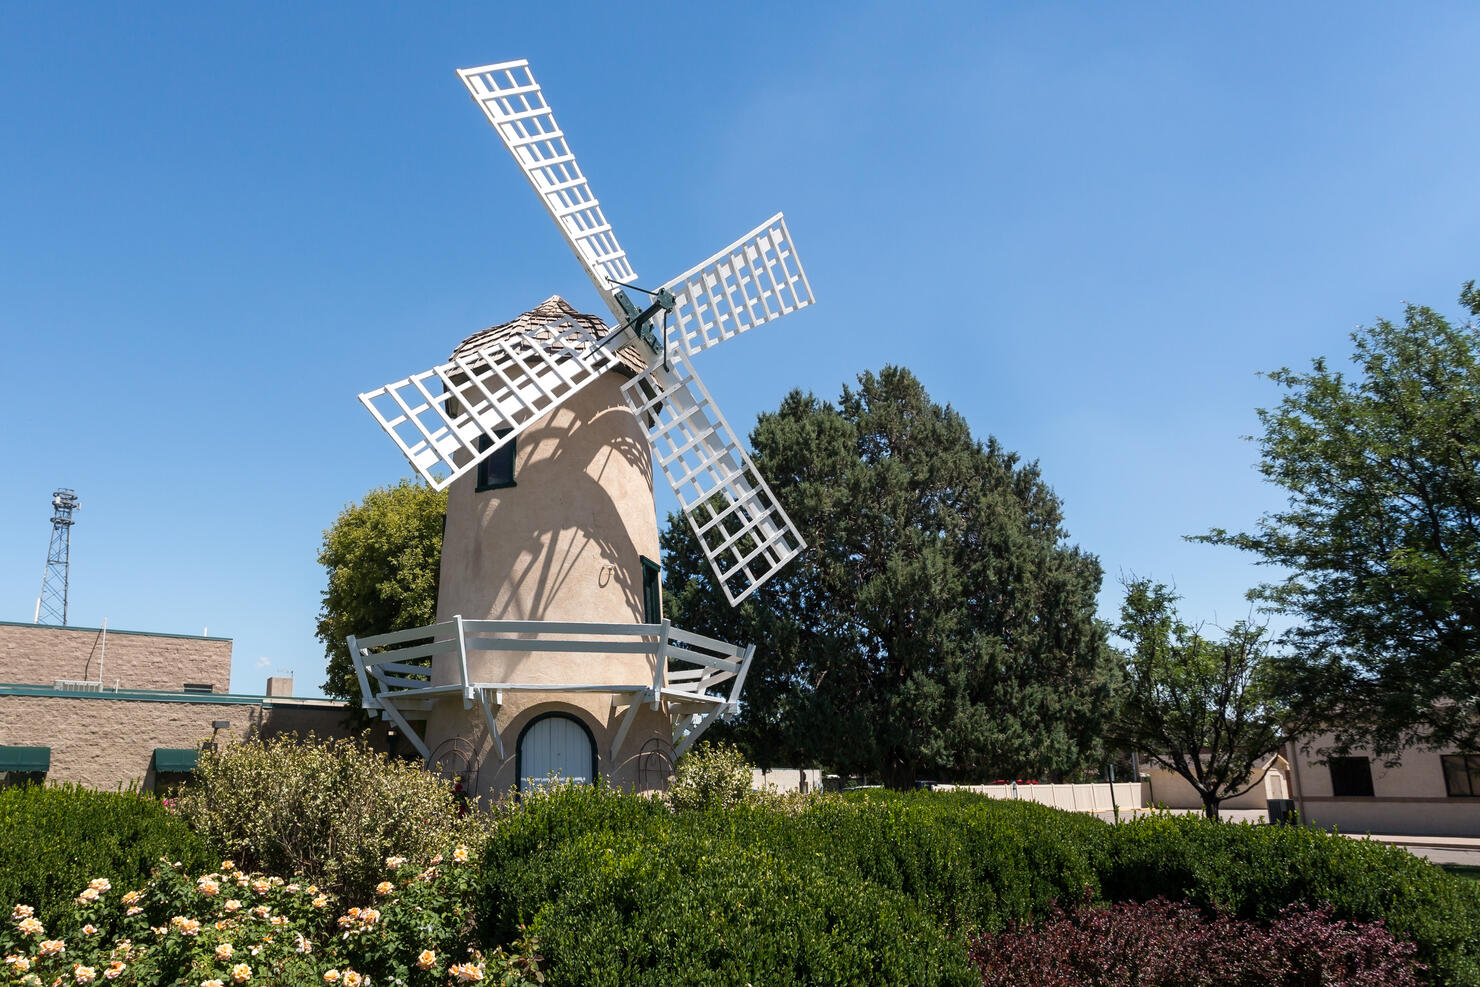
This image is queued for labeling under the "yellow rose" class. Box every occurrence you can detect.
[88,879,111,893]
[5,956,31,973]
[215,943,233,961]
[449,962,484,982]
[201,981,225,987]
[11,905,34,919]
[230,963,251,983]
[374,881,394,896]
[223,900,242,913]
[121,891,143,906]
[341,972,362,987]
[415,949,435,970]
[321,970,340,983]
[103,961,125,981]
[17,917,44,936]
[72,965,96,983]
[38,940,65,957]
[452,847,470,863]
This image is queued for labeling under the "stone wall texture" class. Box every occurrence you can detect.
[0,621,233,693]
[0,695,363,792]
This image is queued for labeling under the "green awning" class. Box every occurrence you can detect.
[152,748,199,773]
[0,746,50,772]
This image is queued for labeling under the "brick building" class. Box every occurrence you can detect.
[0,620,361,791]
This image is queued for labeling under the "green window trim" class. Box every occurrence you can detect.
[0,746,50,772]
[476,430,517,492]
[641,556,662,624]
[153,748,199,773]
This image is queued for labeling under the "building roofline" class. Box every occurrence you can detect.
[0,683,345,708]
[0,619,232,643]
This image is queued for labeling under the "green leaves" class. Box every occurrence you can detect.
[664,366,1118,787]
[1114,579,1297,818]
[1197,281,1480,757]
[315,479,448,705]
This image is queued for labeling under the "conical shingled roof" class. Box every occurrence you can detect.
[449,295,648,377]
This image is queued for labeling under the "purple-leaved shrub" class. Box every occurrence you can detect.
[968,896,1421,987]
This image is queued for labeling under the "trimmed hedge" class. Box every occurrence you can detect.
[1097,812,1480,987]
[480,787,1480,987]
[480,786,977,986]
[0,783,212,924]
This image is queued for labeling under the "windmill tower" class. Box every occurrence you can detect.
[35,488,79,626]
[347,60,814,798]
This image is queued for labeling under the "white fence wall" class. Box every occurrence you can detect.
[935,782,1145,813]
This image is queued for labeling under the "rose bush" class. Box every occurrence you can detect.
[0,849,540,987]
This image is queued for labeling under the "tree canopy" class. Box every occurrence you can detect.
[1114,578,1302,819]
[316,478,447,705]
[1198,281,1480,758]
[663,366,1119,789]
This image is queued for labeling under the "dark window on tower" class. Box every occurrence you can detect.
[476,430,516,492]
[1328,756,1375,797]
[1441,755,1480,797]
[641,556,662,624]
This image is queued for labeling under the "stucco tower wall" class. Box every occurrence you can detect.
[426,371,666,793]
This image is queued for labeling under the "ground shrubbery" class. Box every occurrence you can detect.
[1097,812,1480,986]
[6,740,1478,986]
[480,783,977,986]
[172,733,479,904]
[0,784,212,926]
[969,897,1422,986]
[480,784,1479,987]
[0,849,539,986]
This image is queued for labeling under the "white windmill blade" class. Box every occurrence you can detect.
[360,315,622,491]
[622,351,805,606]
[458,59,635,323]
[662,213,814,358]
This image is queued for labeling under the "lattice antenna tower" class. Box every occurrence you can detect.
[34,488,79,626]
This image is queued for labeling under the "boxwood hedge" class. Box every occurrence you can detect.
[480,786,1480,987]
[0,782,213,924]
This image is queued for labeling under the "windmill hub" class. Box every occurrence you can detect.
[347,60,816,798]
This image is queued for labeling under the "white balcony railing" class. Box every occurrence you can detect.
[347,617,754,765]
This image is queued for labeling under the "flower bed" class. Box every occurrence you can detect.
[1,852,540,987]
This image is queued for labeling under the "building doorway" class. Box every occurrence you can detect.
[517,712,597,791]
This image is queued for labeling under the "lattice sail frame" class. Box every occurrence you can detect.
[622,352,804,606]
[660,213,814,358]
[359,316,622,491]
[458,59,633,322]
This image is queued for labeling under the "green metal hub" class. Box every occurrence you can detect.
[614,289,676,357]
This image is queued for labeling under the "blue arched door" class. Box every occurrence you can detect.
[517,712,597,791]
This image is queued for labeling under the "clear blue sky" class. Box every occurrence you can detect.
[2,2,1477,696]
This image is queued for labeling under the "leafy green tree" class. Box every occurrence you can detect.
[1198,281,1480,759]
[1114,578,1304,819]
[317,478,448,704]
[663,366,1119,789]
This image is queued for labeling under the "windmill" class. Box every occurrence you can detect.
[347,60,816,796]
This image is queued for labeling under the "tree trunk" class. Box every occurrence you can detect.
[1201,793,1221,821]
[881,754,916,791]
